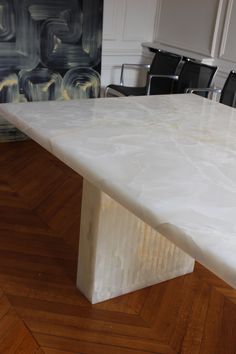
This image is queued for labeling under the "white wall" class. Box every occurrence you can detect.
[153,0,236,87]
[101,0,157,88]
[102,0,236,90]
[155,0,222,58]
[215,0,236,83]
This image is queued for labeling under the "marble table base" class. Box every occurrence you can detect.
[77,180,195,304]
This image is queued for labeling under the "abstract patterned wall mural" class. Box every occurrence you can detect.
[0,0,103,103]
[0,0,103,141]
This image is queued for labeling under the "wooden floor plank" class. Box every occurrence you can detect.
[37,334,172,354]
[29,320,174,353]
[218,299,236,354]
[169,275,199,351]
[0,228,76,259]
[0,293,42,353]
[180,282,211,354]
[8,295,147,327]
[199,287,224,354]
[0,292,11,320]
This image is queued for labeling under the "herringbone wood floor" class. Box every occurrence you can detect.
[0,140,236,354]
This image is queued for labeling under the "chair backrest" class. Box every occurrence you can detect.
[220,71,236,108]
[174,60,217,97]
[148,51,182,95]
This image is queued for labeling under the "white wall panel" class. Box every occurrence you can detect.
[102,0,157,88]
[123,0,157,41]
[102,0,118,40]
[219,0,236,62]
[155,0,222,57]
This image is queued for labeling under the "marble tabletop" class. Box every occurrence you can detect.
[1,94,236,289]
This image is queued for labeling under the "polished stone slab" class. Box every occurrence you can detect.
[78,179,194,303]
[1,94,236,298]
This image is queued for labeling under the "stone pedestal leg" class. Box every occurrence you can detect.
[77,179,195,304]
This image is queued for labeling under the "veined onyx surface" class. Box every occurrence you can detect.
[0,0,103,103]
[1,94,236,290]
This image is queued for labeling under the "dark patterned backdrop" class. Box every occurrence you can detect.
[0,0,103,141]
[0,0,103,103]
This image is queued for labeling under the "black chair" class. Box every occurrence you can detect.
[220,71,236,107]
[168,60,218,96]
[187,70,236,107]
[105,50,182,97]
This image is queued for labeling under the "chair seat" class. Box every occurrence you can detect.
[105,51,183,97]
[107,84,147,96]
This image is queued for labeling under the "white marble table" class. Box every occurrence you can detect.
[1,94,236,303]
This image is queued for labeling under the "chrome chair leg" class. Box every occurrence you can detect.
[104,86,110,97]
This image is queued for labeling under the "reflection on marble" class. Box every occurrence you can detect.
[1,94,236,293]
[0,114,28,143]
